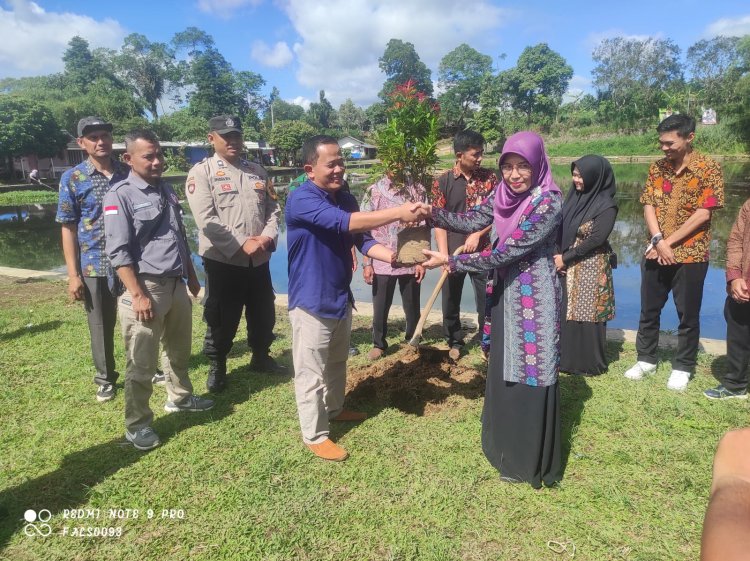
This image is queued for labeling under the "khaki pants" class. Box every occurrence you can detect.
[119,276,194,432]
[289,306,352,444]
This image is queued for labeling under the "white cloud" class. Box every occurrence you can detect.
[0,0,126,77]
[250,40,293,68]
[290,96,311,110]
[281,0,510,106]
[704,14,750,38]
[196,0,262,19]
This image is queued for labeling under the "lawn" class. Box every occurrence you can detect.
[0,275,747,561]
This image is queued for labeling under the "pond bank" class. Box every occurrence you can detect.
[0,266,727,356]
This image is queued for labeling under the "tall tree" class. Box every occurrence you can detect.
[306,90,335,130]
[338,99,366,135]
[62,36,101,91]
[592,37,683,130]
[687,36,743,109]
[0,97,68,178]
[269,120,316,164]
[437,44,493,131]
[378,39,433,99]
[109,33,176,119]
[499,43,572,128]
[726,35,750,146]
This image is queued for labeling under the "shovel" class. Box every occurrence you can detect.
[407,245,465,349]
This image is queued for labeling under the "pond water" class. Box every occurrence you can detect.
[1,161,749,340]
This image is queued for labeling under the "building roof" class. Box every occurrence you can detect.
[338,136,376,149]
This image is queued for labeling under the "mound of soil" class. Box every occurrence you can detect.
[345,345,486,416]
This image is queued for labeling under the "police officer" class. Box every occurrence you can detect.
[186,115,283,393]
[104,129,213,451]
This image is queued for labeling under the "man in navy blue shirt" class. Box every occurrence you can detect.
[286,135,429,461]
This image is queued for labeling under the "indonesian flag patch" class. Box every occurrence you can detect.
[104,205,119,215]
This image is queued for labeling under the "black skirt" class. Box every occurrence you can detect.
[482,286,562,488]
[560,282,608,375]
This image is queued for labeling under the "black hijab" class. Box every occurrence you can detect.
[560,155,618,251]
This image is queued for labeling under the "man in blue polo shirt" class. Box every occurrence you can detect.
[286,135,429,461]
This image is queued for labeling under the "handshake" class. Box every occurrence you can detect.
[398,202,432,225]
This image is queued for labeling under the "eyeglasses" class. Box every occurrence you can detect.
[500,163,532,175]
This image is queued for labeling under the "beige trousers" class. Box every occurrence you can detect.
[119,276,194,431]
[289,305,352,444]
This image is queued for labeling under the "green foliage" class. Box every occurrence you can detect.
[687,36,743,109]
[378,39,433,99]
[364,101,387,132]
[0,191,59,205]
[152,109,206,142]
[0,97,68,173]
[545,134,661,157]
[372,80,439,188]
[108,33,176,118]
[592,37,683,131]
[499,43,573,129]
[269,120,316,163]
[437,43,493,132]
[162,147,191,173]
[337,99,366,136]
[306,90,335,130]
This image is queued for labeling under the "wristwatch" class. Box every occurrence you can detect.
[651,232,663,246]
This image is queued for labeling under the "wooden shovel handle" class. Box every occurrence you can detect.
[407,245,465,347]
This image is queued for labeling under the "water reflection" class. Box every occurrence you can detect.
[1,162,749,339]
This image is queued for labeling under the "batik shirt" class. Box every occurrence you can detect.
[431,164,497,253]
[639,151,723,263]
[432,187,563,387]
[360,176,426,276]
[56,158,129,277]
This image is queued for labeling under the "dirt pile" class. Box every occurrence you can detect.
[345,345,486,415]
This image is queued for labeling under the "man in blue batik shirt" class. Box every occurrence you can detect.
[56,116,129,403]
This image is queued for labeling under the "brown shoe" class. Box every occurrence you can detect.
[448,346,461,361]
[367,347,384,360]
[307,438,349,461]
[332,409,368,422]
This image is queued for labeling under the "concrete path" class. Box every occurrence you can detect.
[0,266,727,356]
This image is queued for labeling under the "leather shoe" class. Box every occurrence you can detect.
[206,359,227,393]
[250,354,287,374]
[367,347,384,361]
[307,438,349,461]
[332,409,367,422]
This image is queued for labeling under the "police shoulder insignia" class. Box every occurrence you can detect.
[188,183,196,194]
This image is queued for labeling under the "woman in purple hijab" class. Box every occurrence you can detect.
[423,131,563,488]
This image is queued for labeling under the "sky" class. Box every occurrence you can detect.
[1,0,750,111]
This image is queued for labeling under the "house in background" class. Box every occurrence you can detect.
[338,136,376,160]
[12,140,277,181]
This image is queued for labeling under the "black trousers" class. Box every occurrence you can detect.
[82,276,118,386]
[635,259,708,372]
[371,273,420,350]
[723,296,750,392]
[202,257,276,361]
[441,270,487,347]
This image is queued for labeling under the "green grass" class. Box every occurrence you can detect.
[0,191,59,206]
[0,275,747,560]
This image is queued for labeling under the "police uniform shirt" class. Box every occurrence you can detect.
[185,154,280,267]
[103,172,191,278]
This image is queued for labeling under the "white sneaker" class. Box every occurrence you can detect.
[667,369,691,391]
[624,361,656,380]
